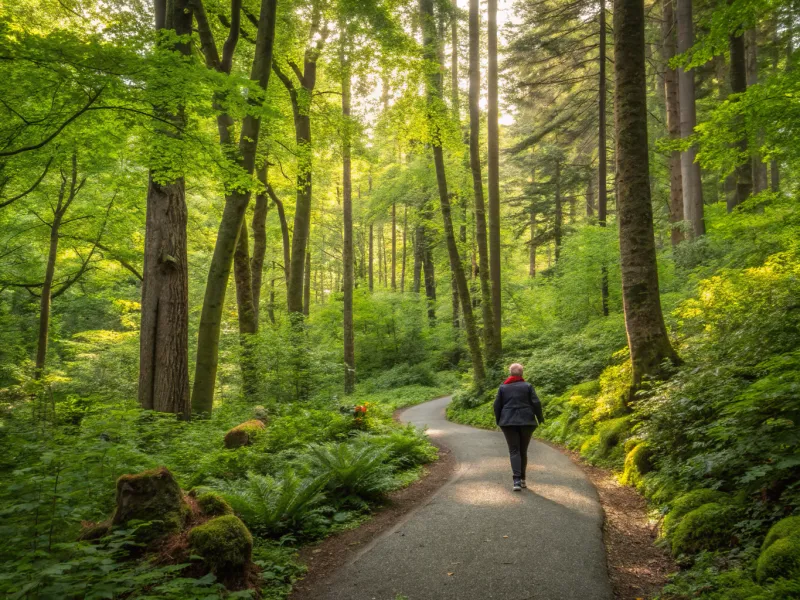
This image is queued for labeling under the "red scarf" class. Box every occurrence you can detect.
[503,376,525,384]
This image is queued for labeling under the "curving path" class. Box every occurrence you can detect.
[310,396,612,600]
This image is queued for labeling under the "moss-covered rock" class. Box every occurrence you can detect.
[188,515,253,582]
[619,442,652,488]
[224,419,266,449]
[78,521,111,541]
[756,535,800,583]
[196,492,233,517]
[663,488,728,537]
[671,502,735,557]
[112,467,188,542]
[762,516,800,552]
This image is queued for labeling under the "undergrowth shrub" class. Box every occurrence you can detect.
[308,441,396,505]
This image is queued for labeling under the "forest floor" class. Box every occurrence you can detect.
[291,396,612,600]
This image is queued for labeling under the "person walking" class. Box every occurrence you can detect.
[494,363,545,491]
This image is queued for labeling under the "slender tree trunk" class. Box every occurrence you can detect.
[251,164,269,322]
[391,203,397,290]
[139,1,191,418]
[191,0,277,415]
[368,221,374,291]
[401,205,408,292]
[676,0,705,236]
[35,207,63,381]
[468,0,496,358]
[268,271,276,324]
[529,200,536,278]
[487,0,502,361]
[599,0,610,315]
[729,23,753,210]
[378,224,384,286]
[421,222,436,323]
[586,171,595,217]
[303,250,311,316]
[413,226,422,294]
[420,0,485,385]
[613,0,679,391]
[451,0,459,119]
[341,37,355,394]
[770,23,781,192]
[661,0,684,246]
[554,160,562,262]
[746,28,768,194]
[233,220,258,394]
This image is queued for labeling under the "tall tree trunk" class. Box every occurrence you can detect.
[368,221,374,291]
[401,205,408,292]
[729,23,753,210]
[487,0,502,361]
[529,199,536,278]
[413,226,422,294]
[251,164,269,322]
[676,0,705,236]
[586,171,595,217]
[378,224,384,286]
[139,0,191,418]
[191,0,277,415]
[468,0,496,358]
[341,31,355,394]
[451,0,459,120]
[233,220,258,394]
[599,0,610,315]
[391,203,397,290]
[420,0,484,386]
[421,222,436,323]
[613,0,679,390]
[746,28,768,194]
[303,250,311,316]
[268,271,276,324]
[661,0,684,246]
[554,160,562,262]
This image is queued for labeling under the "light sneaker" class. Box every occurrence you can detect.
[520,479,527,489]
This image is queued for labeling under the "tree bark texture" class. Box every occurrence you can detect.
[614,0,679,389]
[139,0,192,418]
[342,37,355,394]
[661,0,684,247]
[599,0,610,315]
[676,0,705,236]
[487,0,502,361]
[420,0,485,385]
[468,0,496,356]
[250,163,269,322]
[729,25,753,211]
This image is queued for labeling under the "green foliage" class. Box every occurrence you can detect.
[210,471,329,538]
[756,535,800,583]
[188,515,253,575]
[308,441,396,503]
[359,424,439,468]
[619,442,652,488]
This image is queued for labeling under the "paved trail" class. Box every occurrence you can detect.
[312,396,612,600]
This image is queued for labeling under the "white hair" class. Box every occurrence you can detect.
[509,363,524,376]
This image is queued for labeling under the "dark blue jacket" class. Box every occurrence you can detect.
[494,381,545,428]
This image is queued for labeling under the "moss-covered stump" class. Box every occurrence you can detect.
[196,492,233,517]
[663,488,728,537]
[757,535,800,582]
[112,467,188,542]
[188,515,253,586]
[671,502,734,557]
[224,420,266,449]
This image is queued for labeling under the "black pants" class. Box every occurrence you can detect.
[501,426,536,479]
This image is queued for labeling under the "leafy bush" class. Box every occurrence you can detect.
[360,425,438,468]
[756,536,800,583]
[662,489,730,537]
